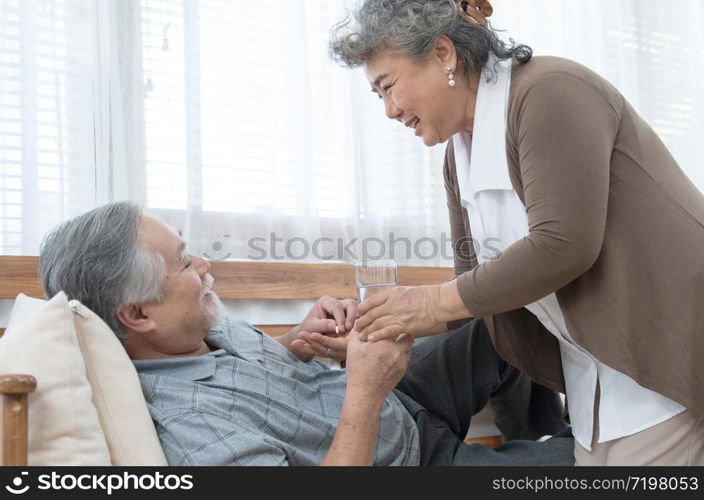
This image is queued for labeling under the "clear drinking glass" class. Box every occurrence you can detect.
[354,260,397,302]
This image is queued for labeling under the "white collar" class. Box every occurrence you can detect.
[452,57,514,206]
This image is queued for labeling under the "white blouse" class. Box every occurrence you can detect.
[452,58,685,450]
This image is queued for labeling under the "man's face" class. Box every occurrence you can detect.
[133,215,224,356]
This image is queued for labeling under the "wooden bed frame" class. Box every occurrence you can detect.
[0,256,500,466]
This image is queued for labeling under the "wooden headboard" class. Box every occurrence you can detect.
[0,256,453,336]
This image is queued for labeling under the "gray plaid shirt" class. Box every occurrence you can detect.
[133,317,420,466]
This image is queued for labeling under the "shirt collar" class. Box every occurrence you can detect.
[132,317,265,381]
[453,56,514,205]
[132,351,218,381]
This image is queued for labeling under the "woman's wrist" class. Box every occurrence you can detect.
[433,280,472,324]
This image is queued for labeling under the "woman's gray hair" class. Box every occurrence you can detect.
[330,0,532,81]
[39,201,166,342]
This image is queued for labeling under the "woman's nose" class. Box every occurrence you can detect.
[384,97,402,121]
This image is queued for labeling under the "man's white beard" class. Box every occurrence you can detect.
[201,273,225,330]
[203,291,226,331]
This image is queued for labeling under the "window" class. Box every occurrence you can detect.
[1,0,702,261]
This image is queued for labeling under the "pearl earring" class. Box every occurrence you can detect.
[447,67,456,87]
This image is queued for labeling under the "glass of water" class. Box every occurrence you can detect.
[354,260,397,302]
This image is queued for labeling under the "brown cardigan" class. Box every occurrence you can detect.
[444,56,704,416]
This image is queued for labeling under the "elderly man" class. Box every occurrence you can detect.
[38,202,572,466]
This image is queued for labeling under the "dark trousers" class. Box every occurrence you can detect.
[394,318,574,466]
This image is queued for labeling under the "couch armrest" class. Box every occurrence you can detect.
[0,374,37,466]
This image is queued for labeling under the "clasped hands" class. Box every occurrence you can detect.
[288,295,357,362]
[287,293,415,400]
[287,285,450,363]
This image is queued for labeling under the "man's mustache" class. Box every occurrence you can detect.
[201,273,215,297]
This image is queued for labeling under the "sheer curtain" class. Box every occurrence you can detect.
[136,0,449,267]
[0,0,450,264]
[1,0,102,254]
[490,0,704,191]
[1,0,703,264]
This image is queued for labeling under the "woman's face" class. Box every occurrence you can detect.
[364,38,475,147]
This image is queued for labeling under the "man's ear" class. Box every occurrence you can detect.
[116,304,156,334]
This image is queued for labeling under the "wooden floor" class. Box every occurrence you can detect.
[465,436,503,447]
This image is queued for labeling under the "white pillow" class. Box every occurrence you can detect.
[5,293,46,331]
[0,293,168,466]
[69,299,167,465]
[0,292,111,465]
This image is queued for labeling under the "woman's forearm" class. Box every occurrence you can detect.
[432,280,473,325]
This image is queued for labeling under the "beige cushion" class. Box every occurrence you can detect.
[0,293,167,466]
[69,299,167,465]
[5,293,46,331]
[0,292,111,465]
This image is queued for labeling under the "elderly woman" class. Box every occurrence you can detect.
[330,0,704,466]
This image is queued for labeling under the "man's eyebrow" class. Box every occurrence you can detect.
[177,241,186,260]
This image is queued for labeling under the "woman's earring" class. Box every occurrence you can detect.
[447,67,456,87]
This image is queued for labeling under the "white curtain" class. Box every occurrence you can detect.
[1,0,703,263]
[490,0,704,191]
[1,0,100,254]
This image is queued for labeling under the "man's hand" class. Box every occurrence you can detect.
[319,330,413,466]
[300,295,358,335]
[281,296,358,362]
[344,329,413,400]
[291,331,348,363]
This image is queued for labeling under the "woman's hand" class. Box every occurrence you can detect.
[354,281,471,342]
[354,285,441,341]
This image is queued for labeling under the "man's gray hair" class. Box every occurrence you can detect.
[39,201,166,342]
[329,0,532,81]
